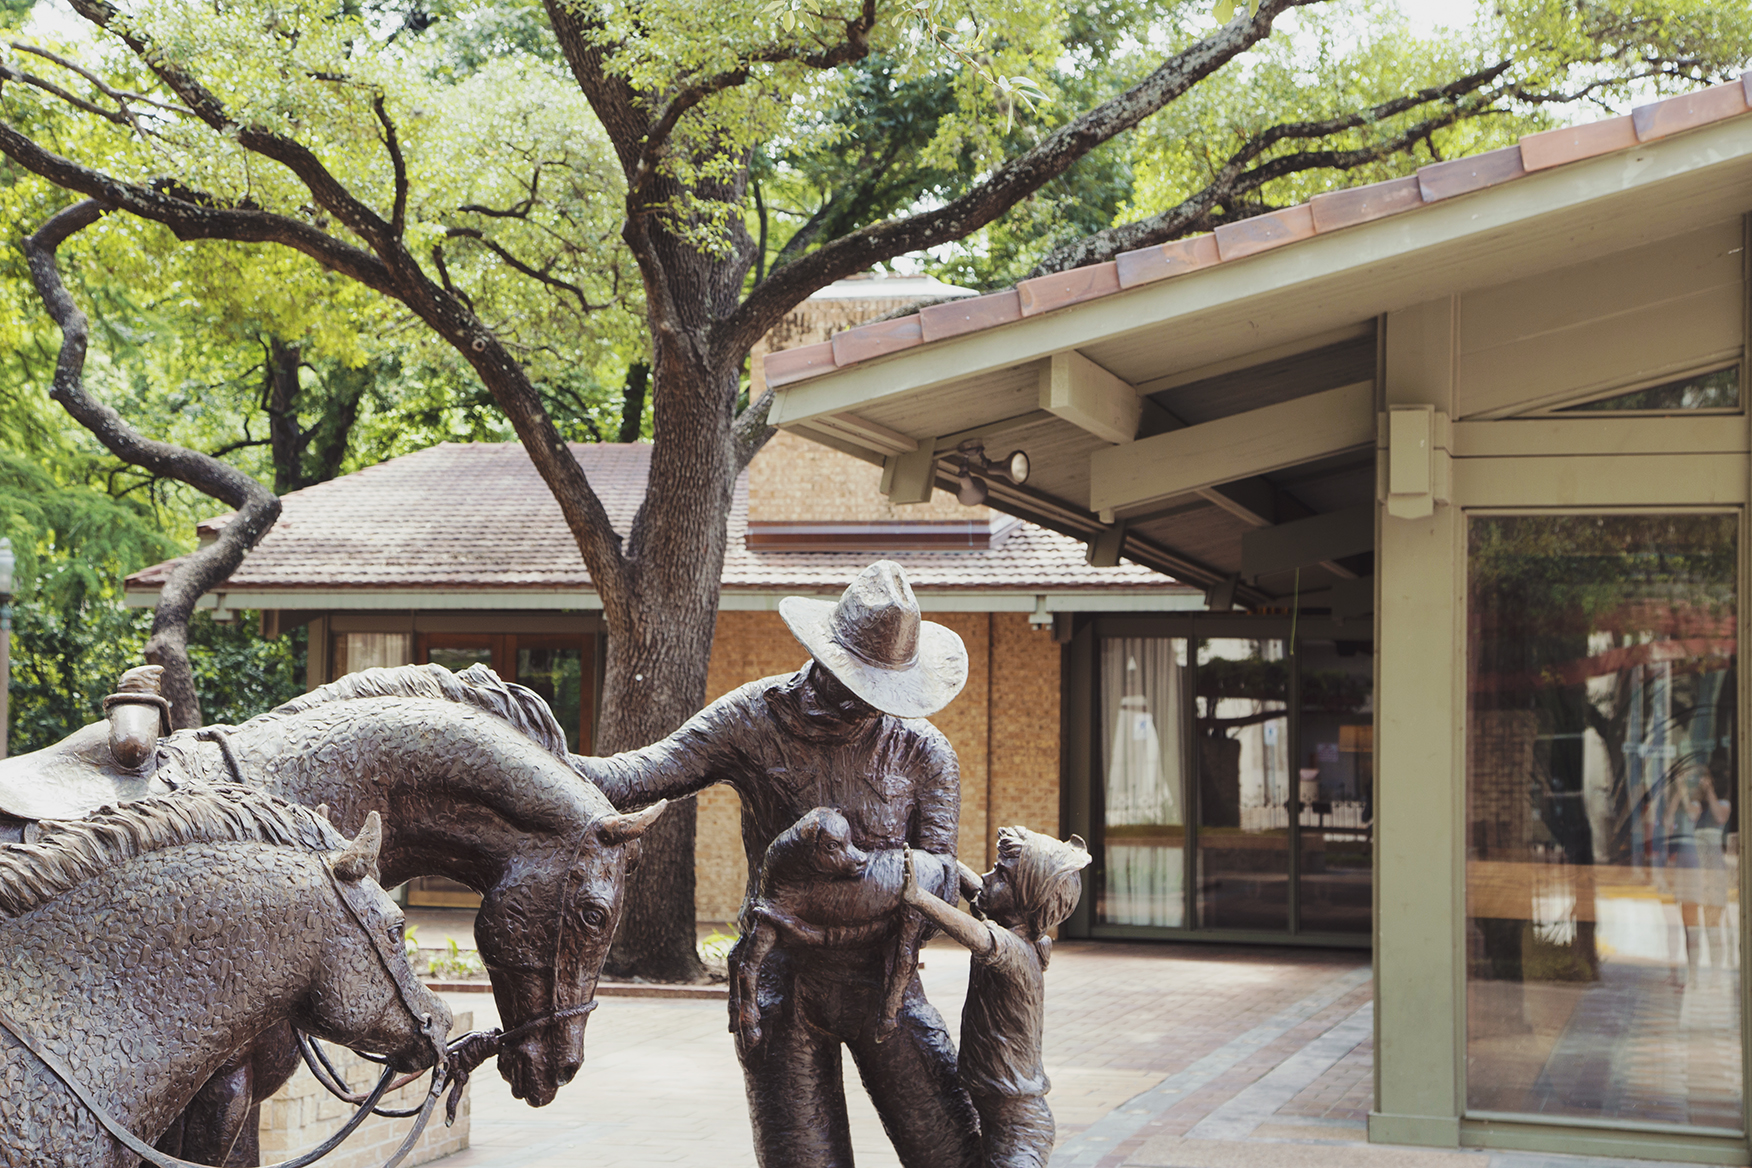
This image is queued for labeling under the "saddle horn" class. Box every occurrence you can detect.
[332,810,384,882]
[597,800,668,845]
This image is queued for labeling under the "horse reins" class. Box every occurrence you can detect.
[300,822,607,1126]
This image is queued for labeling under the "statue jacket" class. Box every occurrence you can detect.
[580,666,962,929]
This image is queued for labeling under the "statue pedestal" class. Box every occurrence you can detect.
[259,1011,471,1168]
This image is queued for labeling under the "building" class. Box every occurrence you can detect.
[758,83,1752,1163]
[125,278,1199,919]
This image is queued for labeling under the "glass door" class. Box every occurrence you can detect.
[1084,619,1373,941]
[1195,637,1291,931]
[1464,512,1741,1131]
[1296,638,1374,935]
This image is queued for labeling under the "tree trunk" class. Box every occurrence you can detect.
[617,362,649,444]
[264,338,303,494]
[599,319,741,982]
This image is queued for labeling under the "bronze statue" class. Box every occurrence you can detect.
[738,807,928,1048]
[0,787,449,1167]
[902,829,1090,1168]
[580,561,983,1168]
[0,663,664,1164]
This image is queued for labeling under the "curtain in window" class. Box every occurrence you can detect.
[1099,637,1186,927]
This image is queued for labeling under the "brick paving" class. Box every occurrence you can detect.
[389,939,1726,1168]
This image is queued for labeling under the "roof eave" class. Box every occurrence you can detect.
[768,114,1752,429]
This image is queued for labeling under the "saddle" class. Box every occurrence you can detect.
[0,721,177,823]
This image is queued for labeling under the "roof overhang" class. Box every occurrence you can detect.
[766,116,1752,596]
[122,585,1203,615]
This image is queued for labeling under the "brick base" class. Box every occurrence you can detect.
[258,1011,471,1168]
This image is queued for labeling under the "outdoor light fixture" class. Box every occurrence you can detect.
[950,442,1030,507]
[955,467,988,506]
[0,537,13,600]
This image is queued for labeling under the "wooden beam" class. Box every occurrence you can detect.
[1240,503,1375,581]
[813,412,917,455]
[1089,381,1375,514]
[1039,352,1142,445]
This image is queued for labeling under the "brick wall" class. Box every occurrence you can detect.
[748,429,983,523]
[988,612,1063,861]
[695,611,1063,921]
[259,1011,471,1167]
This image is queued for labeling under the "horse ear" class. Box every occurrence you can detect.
[333,810,383,882]
[315,804,330,822]
[597,800,668,845]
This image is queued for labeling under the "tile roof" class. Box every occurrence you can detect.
[126,442,1186,597]
[763,78,1752,390]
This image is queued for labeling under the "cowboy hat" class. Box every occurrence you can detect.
[779,561,968,719]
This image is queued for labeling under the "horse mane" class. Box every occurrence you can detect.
[0,786,344,917]
[263,663,572,760]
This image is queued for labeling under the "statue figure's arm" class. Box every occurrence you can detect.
[904,725,963,903]
[902,849,994,957]
[573,687,755,810]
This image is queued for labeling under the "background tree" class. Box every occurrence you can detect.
[0,0,1745,979]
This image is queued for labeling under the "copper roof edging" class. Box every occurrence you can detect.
[763,77,1752,391]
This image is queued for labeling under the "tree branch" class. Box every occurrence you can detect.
[0,125,399,294]
[65,0,401,253]
[22,199,281,730]
[630,0,877,203]
[373,94,409,238]
[719,0,1325,362]
[445,226,606,313]
[1024,66,1509,276]
[0,61,130,124]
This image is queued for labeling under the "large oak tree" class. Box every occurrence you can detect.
[1,0,1743,979]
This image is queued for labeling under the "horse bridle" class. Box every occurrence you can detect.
[302,823,605,1127]
[0,862,450,1168]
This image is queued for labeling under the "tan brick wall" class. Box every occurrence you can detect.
[696,611,1029,921]
[988,613,1063,865]
[260,1012,471,1167]
[745,289,988,522]
[931,612,991,877]
[747,430,984,523]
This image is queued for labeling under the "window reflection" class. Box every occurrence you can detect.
[518,645,585,752]
[1298,640,1374,934]
[1196,638,1290,931]
[1466,513,1741,1131]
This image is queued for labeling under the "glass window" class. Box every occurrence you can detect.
[331,632,412,679]
[1559,367,1739,413]
[1196,638,1290,931]
[1297,640,1374,934]
[518,644,586,752]
[1098,638,1188,928]
[427,644,492,674]
[1466,513,1740,1131]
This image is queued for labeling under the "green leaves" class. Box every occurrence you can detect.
[1211,0,1261,23]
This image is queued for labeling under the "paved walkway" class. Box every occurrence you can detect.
[412,937,1718,1168]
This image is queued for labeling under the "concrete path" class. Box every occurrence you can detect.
[413,938,1721,1168]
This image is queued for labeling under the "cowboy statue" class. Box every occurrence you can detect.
[580,560,982,1168]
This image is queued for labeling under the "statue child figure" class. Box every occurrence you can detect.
[902,828,1090,1168]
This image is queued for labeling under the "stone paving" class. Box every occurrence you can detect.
[400,935,1724,1168]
